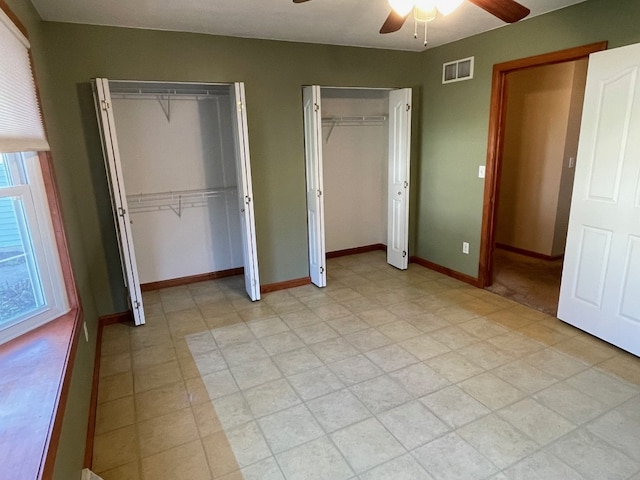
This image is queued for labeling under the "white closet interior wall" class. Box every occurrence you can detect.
[321,89,389,252]
[112,88,243,284]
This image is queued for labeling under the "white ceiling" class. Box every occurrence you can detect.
[30,0,587,52]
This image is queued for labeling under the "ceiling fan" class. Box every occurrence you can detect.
[293,0,530,40]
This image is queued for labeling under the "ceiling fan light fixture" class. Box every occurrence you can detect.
[413,0,437,22]
[387,0,414,16]
[435,0,464,16]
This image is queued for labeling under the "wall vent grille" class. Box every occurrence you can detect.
[442,57,474,84]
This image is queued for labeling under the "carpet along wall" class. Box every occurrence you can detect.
[416,0,640,279]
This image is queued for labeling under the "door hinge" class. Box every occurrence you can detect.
[320,266,325,274]
[117,207,126,217]
[404,181,409,188]
[314,103,320,112]
[406,104,411,111]
[245,195,251,204]
[402,250,407,258]
[133,300,141,309]
[237,101,244,111]
[317,190,322,197]
[101,100,110,111]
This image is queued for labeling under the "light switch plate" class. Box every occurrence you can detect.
[478,166,486,178]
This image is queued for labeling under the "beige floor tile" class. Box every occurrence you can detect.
[553,336,619,365]
[185,377,211,406]
[95,253,640,480]
[192,401,223,438]
[425,351,486,383]
[100,352,132,378]
[413,432,497,480]
[92,424,139,472]
[132,343,177,371]
[96,460,141,480]
[98,371,134,404]
[202,431,241,477]
[167,310,208,338]
[497,398,575,445]
[129,327,172,352]
[95,395,135,435]
[458,414,538,469]
[598,353,640,385]
[133,359,183,393]
[137,407,200,457]
[135,380,190,422]
[459,372,526,410]
[141,440,211,480]
[485,309,535,330]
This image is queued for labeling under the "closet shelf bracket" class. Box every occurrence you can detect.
[158,95,171,122]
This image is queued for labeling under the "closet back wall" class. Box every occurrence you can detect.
[322,94,388,252]
[112,93,242,283]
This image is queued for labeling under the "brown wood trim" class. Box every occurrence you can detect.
[141,268,244,291]
[326,244,386,259]
[496,243,564,261]
[478,41,608,288]
[83,310,131,468]
[0,0,29,38]
[261,277,312,294]
[83,319,102,469]
[410,256,481,287]
[99,311,134,326]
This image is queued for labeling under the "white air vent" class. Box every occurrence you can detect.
[442,57,474,84]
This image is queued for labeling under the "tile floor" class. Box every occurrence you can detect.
[92,251,640,480]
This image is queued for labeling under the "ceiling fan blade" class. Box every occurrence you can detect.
[467,0,530,23]
[380,10,409,34]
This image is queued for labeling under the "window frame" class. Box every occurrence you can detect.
[0,151,69,343]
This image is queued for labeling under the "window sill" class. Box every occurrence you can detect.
[0,307,83,479]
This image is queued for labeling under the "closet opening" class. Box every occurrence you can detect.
[302,86,412,288]
[94,80,260,325]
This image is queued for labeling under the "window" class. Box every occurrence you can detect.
[0,152,67,342]
[0,8,68,343]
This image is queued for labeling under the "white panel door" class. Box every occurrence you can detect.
[303,85,326,287]
[231,82,261,301]
[558,43,640,356]
[93,78,146,326]
[387,88,412,270]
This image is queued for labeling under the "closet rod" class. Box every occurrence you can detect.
[322,115,388,142]
[127,187,237,217]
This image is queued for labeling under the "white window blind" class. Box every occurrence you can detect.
[0,8,49,153]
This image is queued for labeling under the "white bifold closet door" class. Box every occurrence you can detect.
[303,86,412,287]
[303,85,327,287]
[387,88,412,270]
[231,83,261,301]
[94,78,146,325]
[93,79,261,326]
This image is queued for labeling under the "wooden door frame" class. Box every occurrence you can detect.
[477,41,608,288]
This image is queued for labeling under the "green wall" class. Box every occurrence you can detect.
[39,22,423,315]
[5,0,640,476]
[416,0,640,277]
[4,1,100,479]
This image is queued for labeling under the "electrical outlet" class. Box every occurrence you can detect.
[569,156,576,168]
[462,242,470,254]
